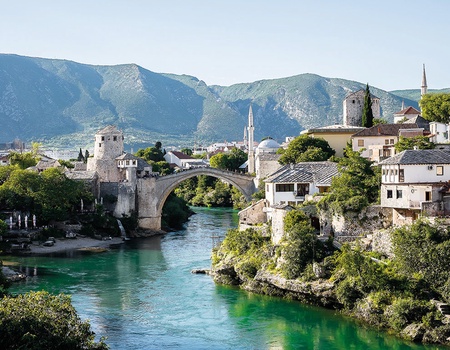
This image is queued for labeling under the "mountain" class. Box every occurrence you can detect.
[0,54,425,150]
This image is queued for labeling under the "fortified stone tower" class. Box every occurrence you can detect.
[87,125,124,182]
[343,89,380,127]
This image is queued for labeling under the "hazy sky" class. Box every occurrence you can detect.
[1,0,449,91]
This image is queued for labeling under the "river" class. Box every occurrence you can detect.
[7,207,446,350]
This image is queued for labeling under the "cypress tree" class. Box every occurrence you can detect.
[362,83,374,127]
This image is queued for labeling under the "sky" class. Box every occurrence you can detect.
[1,0,449,91]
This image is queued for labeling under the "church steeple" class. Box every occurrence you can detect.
[421,64,428,96]
[247,104,255,174]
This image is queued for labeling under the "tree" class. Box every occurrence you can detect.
[362,84,374,127]
[8,151,39,169]
[155,141,162,150]
[394,136,435,152]
[0,291,108,349]
[420,93,450,123]
[277,135,335,165]
[180,148,193,156]
[318,145,380,213]
[77,148,84,162]
[209,148,247,171]
[135,146,165,162]
[84,149,90,162]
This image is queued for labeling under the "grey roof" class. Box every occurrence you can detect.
[116,152,141,161]
[401,115,430,131]
[302,124,365,134]
[265,161,338,185]
[96,125,122,135]
[379,149,450,165]
[352,123,419,137]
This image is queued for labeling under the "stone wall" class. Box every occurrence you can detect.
[238,199,267,226]
[320,205,393,242]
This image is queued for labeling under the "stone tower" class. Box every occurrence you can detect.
[343,89,380,127]
[247,105,255,174]
[87,125,124,182]
[421,64,428,96]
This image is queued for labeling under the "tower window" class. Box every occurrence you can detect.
[99,143,102,147]
[113,136,117,141]
[101,136,105,141]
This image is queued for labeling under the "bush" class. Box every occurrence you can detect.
[385,297,432,332]
[0,291,108,350]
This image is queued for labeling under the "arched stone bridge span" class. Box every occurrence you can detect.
[136,167,256,230]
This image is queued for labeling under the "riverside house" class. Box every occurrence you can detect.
[264,161,338,207]
[379,149,450,225]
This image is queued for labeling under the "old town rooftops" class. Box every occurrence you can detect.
[264,161,338,185]
[379,149,450,165]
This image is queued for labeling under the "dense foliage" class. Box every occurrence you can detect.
[394,135,435,152]
[0,166,93,223]
[420,93,450,123]
[0,291,108,350]
[162,192,193,230]
[135,142,172,175]
[318,146,380,213]
[277,135,335,165]
[209,148,247,171]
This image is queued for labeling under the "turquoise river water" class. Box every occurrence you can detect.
[6,207,448,350]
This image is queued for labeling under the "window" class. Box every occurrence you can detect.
[399,169,404,182]
[387,190,393,198]
[357,139,364,147]
[275,184,294,192]
[113,136,117,141]
[390,139,395,145]
[385,139,390,145]
[382,169,385,175]
[99,143,102,147]
[266,185,269,192]
[437,166,444,176]
[426,191,431,201]
[296,184,309,196]
[396,190,402,199]
[101,136,105,141]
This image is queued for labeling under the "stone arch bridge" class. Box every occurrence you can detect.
[136,167,256,230]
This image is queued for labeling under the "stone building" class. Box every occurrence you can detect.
[343,89,380,127]
[87,125,124,182]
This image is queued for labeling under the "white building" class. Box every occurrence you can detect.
[379,149,450,224]
[164,151,206,169]
[429,122,450,144]
[255,138,282,182]
[264,161,338,207]
[351,123,423,162]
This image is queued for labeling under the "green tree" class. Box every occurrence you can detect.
[318,145,380,213]
[209,148,247,171]
[135,146,165,162]
[362,84,374,127]
[420,93,450,123]
[278,210,322,279]
[278,135,335,165]
[77,148,84,162]
[394,136,435,152]
[180,148,193,156]
[8,151,39,169]
[0,291,108,350]
[0,219,7,236]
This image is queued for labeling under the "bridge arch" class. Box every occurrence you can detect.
[137,167,256,231]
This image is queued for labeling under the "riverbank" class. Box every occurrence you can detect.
[25,236,124,255]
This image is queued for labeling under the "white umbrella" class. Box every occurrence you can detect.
[25,215,28,229]
[18,215,21,229]
[9,216,12,230]
[33,215,36,228]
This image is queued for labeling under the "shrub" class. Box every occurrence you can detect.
[0,291,108,350]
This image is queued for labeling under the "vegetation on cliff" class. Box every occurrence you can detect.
[212,210,450,345]
[318,146,380,213]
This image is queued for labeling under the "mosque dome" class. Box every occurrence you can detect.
[257,139,281,150]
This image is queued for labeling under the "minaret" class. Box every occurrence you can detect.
[247,105,255,174]
[243,126,248,151]
[421,64,428,96]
